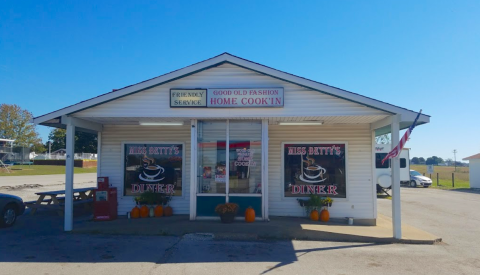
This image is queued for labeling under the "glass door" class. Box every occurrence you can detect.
[228,121,262,217]
[196,120,262,218]
[196,121,227,216]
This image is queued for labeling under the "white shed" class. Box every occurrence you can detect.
[463,153,480,188]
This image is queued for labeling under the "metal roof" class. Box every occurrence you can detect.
[463,153,480,160]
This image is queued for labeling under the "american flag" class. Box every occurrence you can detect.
[381,110,422,165]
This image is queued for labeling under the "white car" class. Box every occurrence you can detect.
[409,170,432,188]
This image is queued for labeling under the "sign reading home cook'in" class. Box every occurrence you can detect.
[170,88,284,108]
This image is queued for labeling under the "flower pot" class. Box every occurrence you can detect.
[149,206,155,217]
[220,213,236,223]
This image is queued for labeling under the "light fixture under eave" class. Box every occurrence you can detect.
[278,121,323,126]
[139,122,184,126]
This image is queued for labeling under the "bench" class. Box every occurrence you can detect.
[25,197,65,206]
[58,198,93,206]
[28,187,95,216]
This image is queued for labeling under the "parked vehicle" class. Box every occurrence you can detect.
[0,193,25,227]
[409,170,432,188]
[374,145,410,191]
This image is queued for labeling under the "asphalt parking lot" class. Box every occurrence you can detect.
[1,185,479,275]
[378,186,480,261]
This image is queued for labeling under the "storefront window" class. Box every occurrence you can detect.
[375,153,389,168]
[197,121,227,194]
[229,121,262,194]
[284,143,346,198]
[123,143,183,196]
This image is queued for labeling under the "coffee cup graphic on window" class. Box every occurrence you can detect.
[140,155,165,181]
[303,165,326,179]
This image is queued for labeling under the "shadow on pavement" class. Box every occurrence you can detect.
[0,210,388,270]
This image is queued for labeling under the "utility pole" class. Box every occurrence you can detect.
[48,141,52,159]
[453,149,457,171]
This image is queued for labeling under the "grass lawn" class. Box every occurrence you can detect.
[0,165,97,176]
[410,164,470,189]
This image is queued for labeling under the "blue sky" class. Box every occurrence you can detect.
[1,1,479,161]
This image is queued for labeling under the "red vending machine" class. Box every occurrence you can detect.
[94,177,118,221]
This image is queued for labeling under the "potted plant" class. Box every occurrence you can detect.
[153,193,166,217]
[321,197,333,207]
[215,203,239,223]
[320,197,333,222]
[297,194,323,220]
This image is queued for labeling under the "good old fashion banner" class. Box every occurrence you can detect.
[207,88,284,107]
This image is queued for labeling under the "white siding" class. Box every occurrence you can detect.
[73,63,387,119]
[268,124,375,219]
[470,159,480,188]
[99,125,191,215]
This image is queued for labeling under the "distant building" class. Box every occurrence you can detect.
[51,149,67,156]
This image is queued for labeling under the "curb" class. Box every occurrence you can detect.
[72,228,442,245]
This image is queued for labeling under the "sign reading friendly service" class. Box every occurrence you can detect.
[170,88,284,108]
[170,89,207,107]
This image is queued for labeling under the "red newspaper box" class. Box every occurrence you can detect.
[94,177,117,221]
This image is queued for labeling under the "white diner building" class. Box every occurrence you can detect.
[33,53,430,238]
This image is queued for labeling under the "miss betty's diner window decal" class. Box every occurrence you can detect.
[284,143,346,198]
[124,144,183,196]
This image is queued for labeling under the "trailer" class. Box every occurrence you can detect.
[374,144,410,194]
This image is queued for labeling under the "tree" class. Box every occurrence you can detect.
[0,104,42,147]
[48,128,97,153]
[418,157,426,164]
[411,157,419,164]
[48,129,66,152]
[31,140,47,153]
[425,156,444,165]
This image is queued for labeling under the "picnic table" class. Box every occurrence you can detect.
[25,187,96,216]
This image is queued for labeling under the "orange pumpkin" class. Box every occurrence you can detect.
[164,206,173,217]
[140,205,149,218]
[245,207,255,223]
[154,205,164,217]
[131,206,140,219]
[310,209,319,221]
[320,209,330,222]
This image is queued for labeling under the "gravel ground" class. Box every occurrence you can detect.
[0,173,97,201]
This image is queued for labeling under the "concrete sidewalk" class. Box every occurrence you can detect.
[72,214,441,244]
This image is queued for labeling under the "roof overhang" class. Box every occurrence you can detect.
[33,53,430,131]
[463,153,480,161]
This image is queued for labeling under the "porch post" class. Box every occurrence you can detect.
[96,132,101,178]
[391,114,402,239]
[64,123,75,231]
[262,120,269,221]
[189,119,197,220]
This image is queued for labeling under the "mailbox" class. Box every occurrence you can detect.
[94,177,117,221]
